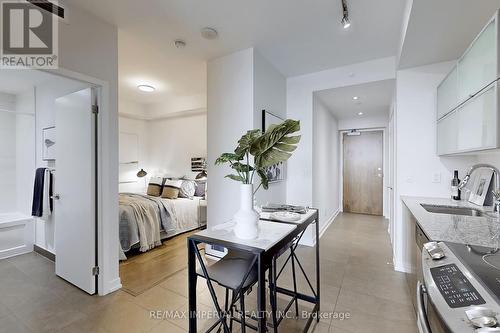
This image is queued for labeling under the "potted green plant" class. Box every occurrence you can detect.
[215,119,301,239]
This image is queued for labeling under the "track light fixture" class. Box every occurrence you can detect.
[341,0,351,29]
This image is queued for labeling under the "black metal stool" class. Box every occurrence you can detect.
[196,249,259,332]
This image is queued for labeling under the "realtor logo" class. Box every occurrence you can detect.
[1,0,58,68]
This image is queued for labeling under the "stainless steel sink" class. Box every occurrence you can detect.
[420,204,485,217]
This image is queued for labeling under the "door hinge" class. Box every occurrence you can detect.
[92,266,100,276]
[92,105,99,114]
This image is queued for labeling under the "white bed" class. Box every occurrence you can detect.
[118,193,205,260]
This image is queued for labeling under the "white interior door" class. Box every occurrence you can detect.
[54,88,97,295]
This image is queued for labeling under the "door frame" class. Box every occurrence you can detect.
[36,68,113,295]
[339,127,388,217]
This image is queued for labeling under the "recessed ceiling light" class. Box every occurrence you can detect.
[201,27,218,40]
[358,112,363,116]
[137,85,155,92]
[352,96,359,100]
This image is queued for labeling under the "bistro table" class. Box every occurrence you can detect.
[187,208,319,333]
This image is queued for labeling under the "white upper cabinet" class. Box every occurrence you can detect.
[437,66,458,119]
[436,10,500,155]
[457,18,498,102]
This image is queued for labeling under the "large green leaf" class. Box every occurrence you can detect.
[232,162,254,173]
[215,152,242,165]
[235,129,261,156]
[250,119,301,169]
[225,174,244,182]
[257,169,269,190]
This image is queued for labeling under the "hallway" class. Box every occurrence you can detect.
[0,213,416,333]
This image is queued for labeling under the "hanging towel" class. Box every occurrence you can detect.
[32,168,53,217]
[42,169,53,219]
[32,168,47,217]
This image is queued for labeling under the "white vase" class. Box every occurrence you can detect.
[233,184,259,240]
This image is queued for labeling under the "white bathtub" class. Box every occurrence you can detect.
[0,213,34,259]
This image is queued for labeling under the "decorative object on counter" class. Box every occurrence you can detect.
[42,126,56,161]
[460,164,499,209]
[269,211,301,222]
[451,170,461,201]
[215,119,301,239]
[469,169,494,207]
[261,203,307,214]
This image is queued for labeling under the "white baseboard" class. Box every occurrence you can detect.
[101,278,122,296]
[393,257,411,273]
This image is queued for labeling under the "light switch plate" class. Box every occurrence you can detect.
[432,173,441,183]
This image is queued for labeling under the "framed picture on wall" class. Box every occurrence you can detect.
[42,126,56,161]
[261,110,286,183]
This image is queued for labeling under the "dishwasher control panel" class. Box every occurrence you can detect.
[430,263,486,308]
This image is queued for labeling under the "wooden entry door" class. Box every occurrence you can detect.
[343,131,383,215]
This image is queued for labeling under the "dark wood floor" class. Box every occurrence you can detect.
[119,230,201,296]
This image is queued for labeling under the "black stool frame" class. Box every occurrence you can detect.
[188,209,319,333]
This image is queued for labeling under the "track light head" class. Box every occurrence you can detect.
[341,0,351,29]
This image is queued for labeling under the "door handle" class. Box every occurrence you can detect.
[417,281,432,333]
[51,194,60,200]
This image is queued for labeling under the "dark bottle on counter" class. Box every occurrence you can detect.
[451,170,461,200]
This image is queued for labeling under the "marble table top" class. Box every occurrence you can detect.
[194,220,297,251]
[402,196,500,248]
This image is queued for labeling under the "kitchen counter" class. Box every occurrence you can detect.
[402,196,500,248]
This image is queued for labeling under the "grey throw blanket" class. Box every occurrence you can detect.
[119,193,176,254]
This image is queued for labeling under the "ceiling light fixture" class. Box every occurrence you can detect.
[174,39,186,48]
[341,0,351,29]
[358,112,363,116]
[352,96,359,100]
[201,27,219,40]
[137,84,156,92]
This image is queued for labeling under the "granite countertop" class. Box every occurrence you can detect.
[402,196,500,248]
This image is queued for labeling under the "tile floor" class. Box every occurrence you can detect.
[0,213,417,332]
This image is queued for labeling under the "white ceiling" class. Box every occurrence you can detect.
[68,0,406,106]
[314,79,395,120]
[399,0,500,69]
[0,69,54,94]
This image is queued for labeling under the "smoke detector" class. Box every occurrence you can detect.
[201,27,218,40]
[174,39,186,48]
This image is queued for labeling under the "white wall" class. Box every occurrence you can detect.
[148,113,207,179]
[207,48,255,226]
[15,89,36,216]
[312,97,340,232]
[253,50,287,207]
[287,57,396,244]
[393,61,477,272]
[54,2,119,295]
[338,114,389,131]
[118,116,149,193]
[207,48,288,226]
[0,93,17,213]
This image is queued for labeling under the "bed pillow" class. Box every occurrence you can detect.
[161,179,183,199]
[194,180,206,197]
[178,180,196,199]
[146,177,164,197]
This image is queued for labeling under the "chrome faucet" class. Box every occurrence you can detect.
[459,164,500,213]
